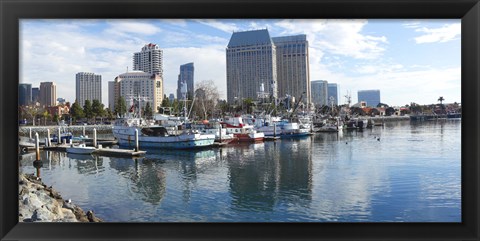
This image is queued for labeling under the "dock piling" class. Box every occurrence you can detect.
[82,126,86,137]
[29,128,32,139]
[93,128,97,148]
[35,133,40,161]
[34,133,42,177]
[135,129,139,152]
[47,129,51,147]
[57,128,61,144]
[219,125,222,142]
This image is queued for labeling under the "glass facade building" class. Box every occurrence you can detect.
[311,80,328,107]
[357,89,381,107]
[19,83,32,106]
[177,63,194,100]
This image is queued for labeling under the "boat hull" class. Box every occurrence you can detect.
[113,128,215,149]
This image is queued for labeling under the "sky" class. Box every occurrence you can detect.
[20,19,461,107]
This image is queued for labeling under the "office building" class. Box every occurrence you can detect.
[358,89,381,107]
[31,87,39,104]
[169,93,175,103]
[272,35,310,105]
[19,83,32,106]
[177,63,194,100]
[39,82,56,107]
[133,43,163,78]
[226,29,277,103]
[114,71,163,113]
[76,72,102,107]
[311,80,329,107]
[108,81,115,110]
[327,83,338,106]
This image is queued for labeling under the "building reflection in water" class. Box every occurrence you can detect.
[226,138,313,212]
[108,157,166,205]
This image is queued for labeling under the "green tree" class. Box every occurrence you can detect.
[161,97,170,107]
[53,113,59,123]
[143,102,153,119]
[83,100,93,123]
[92,99,105,123]
[243,98,255,114]
[42,110,51,125]
[105,108,114,120]
[114,96,127,116]
[70,100,84,123]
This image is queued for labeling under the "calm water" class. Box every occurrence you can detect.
[19,120,461,222]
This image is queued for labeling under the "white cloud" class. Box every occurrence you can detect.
[105,20,162,36]
[194,19,239,33]
[163,46,227,98]
[414,24,460,44]
[275,19,387,60]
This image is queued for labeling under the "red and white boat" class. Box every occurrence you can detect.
[221,116,264,142]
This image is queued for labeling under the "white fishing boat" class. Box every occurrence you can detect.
[113,117,216,149]
[66,143,96,154]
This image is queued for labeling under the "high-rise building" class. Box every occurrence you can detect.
[176,63,194,100]
[133,43,163,78]
[39,82,57,107]
[108,81,115,111]
[169,93,175,103]
[358,89,381,107]
[114,71,163,114]
[226,29,277,103]
[31,87,39,104]
[327,83,338,106]
[311,80,328,107]
[19,83,32,106]
[272,35,310,106]
[76,72,102,107]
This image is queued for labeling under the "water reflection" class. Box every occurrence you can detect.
[17,121,461,222]
[226,139,313,213]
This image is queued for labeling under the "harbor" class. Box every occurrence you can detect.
[18,119,461,222]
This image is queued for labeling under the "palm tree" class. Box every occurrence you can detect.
[438,96,445,105]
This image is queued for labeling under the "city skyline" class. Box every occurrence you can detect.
[20,19,460,107]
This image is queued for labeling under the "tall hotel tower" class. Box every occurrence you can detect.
[76,72,102,107]
[114,71,163,114]
[226,29,277,103]
[133,43,163,78]
[39,82,57,107]
[177,62,194,100]
[272,35,310,106]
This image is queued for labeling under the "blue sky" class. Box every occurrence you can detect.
[20,19,461,107]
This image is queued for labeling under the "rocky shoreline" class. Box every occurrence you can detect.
[18,173,102,222]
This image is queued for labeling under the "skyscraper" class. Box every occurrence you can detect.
[31,87,39,104]
[358,89,381,107]
[133,43,163,78]
[115,71,163,114]
[226,29,277,103]
[19,83,32,106]
[39,82,56,107]
[108,81,115,111]
[76,72,102,107]
[327,83,338,106]
[311,80,328,107]
[272,35,310,106]
[177,63,194,100]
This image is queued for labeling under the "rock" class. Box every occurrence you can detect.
[18,173,102,222]
[87,210,102,222]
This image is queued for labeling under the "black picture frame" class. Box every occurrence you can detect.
[1,0,479,240]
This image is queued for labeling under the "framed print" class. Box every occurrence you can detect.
[1,0,479,240]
